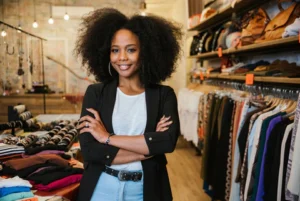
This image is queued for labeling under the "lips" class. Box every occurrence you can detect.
[118,64,132,71]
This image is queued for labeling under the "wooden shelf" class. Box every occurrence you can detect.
[188,0,269,32]
[205,73,300,85]
[188,36,300,60]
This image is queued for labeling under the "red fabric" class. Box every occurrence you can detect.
[31,174,82,191]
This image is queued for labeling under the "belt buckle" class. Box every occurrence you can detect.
[118,170,126,181]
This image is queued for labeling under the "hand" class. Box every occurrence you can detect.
[77,108,109,143]
[156,115,172,132]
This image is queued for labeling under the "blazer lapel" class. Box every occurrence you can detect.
[145,85,160,132]
[101,80,118,134]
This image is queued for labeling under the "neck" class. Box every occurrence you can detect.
[118,75,144,91]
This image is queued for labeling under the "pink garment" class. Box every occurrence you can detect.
[31,174,82,191]
[22,150,65,158]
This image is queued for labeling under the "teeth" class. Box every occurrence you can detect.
[119,65,130,70]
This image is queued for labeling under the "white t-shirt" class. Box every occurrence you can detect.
[109,88,147,171]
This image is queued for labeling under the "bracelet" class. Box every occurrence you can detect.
[105,133,114,145]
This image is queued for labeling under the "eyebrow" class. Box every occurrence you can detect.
[111,44,137,48]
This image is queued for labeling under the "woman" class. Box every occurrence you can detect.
[75,8,182,201]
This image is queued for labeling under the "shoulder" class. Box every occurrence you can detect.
[84,83,105,99]
[149,84,174,94]
[150,84,176,102]
[87,83,105,91]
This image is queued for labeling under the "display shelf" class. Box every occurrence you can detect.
[188,0,269,31]
[188,36,300,60]
[205,73,300,84]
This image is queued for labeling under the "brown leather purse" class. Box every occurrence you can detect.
[256,0,300,42]
[240,8,270,46]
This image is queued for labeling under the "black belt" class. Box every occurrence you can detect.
[104,166,142,182]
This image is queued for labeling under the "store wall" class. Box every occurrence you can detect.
[0,0,143,95]
[157,0,189,94]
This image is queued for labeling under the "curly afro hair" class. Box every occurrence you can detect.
[74,8,183,85]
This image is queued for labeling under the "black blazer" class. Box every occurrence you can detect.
[77,80,180,201]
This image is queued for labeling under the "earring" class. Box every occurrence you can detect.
[108,62,112,76]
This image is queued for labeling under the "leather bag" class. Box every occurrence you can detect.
[256,0,300,42]
[240,8,270,46]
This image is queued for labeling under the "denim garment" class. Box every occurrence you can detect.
[91,171,143,201]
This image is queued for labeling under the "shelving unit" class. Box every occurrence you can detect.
[187,0,300,86]
[188,0,269,32]
[189,36,300,60]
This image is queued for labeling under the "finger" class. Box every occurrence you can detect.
[160,115,166,121]
[80,116,97,124]
[80,127,92,134]
[156,126,169,132]
[161,127,169,132]
[76,121,95,130]
[158,119,172,127]
[157,117,171,127]
[86,108,102,123]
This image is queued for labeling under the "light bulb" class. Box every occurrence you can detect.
[17,25,22,33]
[33,21,38,28]
[48,17,54,24]
[64,13,69,20]
[1,30,7,37]
[140,11,146,16]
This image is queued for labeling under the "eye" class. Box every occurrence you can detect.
[111,49,119,53]
[127,48,136,53]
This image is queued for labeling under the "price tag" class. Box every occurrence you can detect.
[246,74,254,85]
[218,47,223,57]
[200,72,204,80]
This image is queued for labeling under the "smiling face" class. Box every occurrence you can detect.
[110,29,141,79]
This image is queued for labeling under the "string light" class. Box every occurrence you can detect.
[32,0,38,28]
[64,0,69,21]
[1,29,7,37]
[48,17,54,24]
[17,0,22,33]
[139,1,147,16]
[48,1,54,24]
[33,21,38,28]
[17,25,22,33]
[64,13,69,20]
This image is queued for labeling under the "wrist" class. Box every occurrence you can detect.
[104,133,114,144]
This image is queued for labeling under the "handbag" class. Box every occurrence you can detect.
[196,32,210,54]
[240,8,270,46]
[190,33,202,55]
[256,0,300,42]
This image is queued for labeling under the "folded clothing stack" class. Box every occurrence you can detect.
[0,176,34,201]
[0,144,24,158]
[1,154,83,192]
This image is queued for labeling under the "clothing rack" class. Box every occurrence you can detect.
[0,20,47,114]
[204,79,300,100]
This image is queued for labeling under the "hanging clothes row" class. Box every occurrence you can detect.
[197,85,299,201]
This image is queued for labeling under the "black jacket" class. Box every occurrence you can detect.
[77,80,180,201]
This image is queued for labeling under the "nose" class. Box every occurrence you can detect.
[118,50,128,61]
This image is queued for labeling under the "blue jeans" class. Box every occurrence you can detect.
[90,171,144,201]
